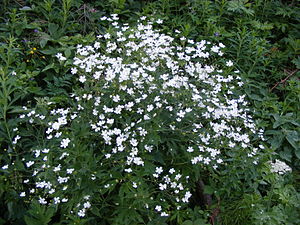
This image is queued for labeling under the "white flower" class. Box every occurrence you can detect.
[155,167,163,174]
[161,212,169,217]
[211,45,220,53]
[53,164,61,172]
[155,205,162,212]
[78,209,86,217]
[2,165,8,169]
[55,132,62,138]
[144,145,153,152]
[156,19,163,24]
[177,110,185,118]
[132,182,138,188]
[104,33,111,39]
[71,67,78,74]
[54,197,60,204]
[58,176,69,184]
[113,95,120,102]
[20,192,26,197]
[66,168,74,174]
[217,158,223,164]
[124,168,132,173]
[226,60,233,67]
[83,195,90,200]
[26,161,34,167]
[12,135,21,144]
[169,168,175,174]
[130,138,138,147]
[79,75,86,83]
[94,42,100,49]
[61,198,68,202]
[60,138,70,148]
[270,160,292,175]
[56,53,66,61]
[52,122,60,130]
[39,197,47,205]
[187,147,194,152]
[83,202,91,208]
[175,174,182,181]
[182,191,192,203]
[159,183,167,190]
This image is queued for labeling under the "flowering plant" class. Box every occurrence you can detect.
[6,15,272,224]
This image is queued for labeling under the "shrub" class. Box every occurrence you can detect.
[1,15,284,224]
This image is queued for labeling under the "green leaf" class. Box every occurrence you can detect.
[295,148,300,159]
[42,63,56,72]
[204,185,214,195]
[266,130,284,150]
[40,39,48,48]
[182,220,194,225]
[292,56,300,69]
[286,130,300,150]
[64,48,71,58]
[279,146,293,162]
[40,49,57,55]
[48,23,59,37]
[194,218,207,225]
[24,202,56,225]
[273,118,286,129]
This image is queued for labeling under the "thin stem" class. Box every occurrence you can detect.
[0,69,12,145]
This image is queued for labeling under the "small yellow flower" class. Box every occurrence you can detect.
[29,50,34,54]
[33,47,37,51]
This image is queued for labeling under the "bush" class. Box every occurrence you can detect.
[0,1,299,224]
[3,16,275,224]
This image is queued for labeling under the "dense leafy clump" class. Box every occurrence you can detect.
[3,16,274,224]
[0,0,299,224]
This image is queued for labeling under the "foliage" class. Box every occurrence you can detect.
[0,0,299,224]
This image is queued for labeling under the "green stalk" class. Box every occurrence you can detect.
[0,68,12,146]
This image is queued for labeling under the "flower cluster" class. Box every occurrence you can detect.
[12,15,266,221]
[270,159,292,175]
